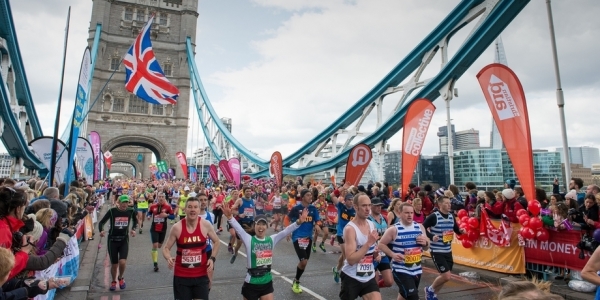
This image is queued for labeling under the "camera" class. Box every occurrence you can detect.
[12,231,31,250]
[577,233,599,259]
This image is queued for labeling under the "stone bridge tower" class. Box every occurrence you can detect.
[86,0,198,179]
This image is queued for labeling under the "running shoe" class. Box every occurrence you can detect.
[109,281,117,291]
[292,280,303,293]
[216,231,221,235]
[154,263,159,272]
[118,278,126,290]
[319,242,326,252]
[424,286,438,300]
[311,244,316,253]
[330,236,335,246]
[332,266,340,283]
[228,243,233,254]
[230,255,237,264]
[139,229,142,234]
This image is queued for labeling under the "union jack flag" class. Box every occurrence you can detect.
[124,16,179,105]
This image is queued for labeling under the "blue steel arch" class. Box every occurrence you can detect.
[188,0,530,178]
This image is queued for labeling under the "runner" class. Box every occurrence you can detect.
[287,189,320,294]
[178,186,190,220]
[367,197,393,288]
[147,192,174,272]
[312,192,329,253]
[339,193,381,300]
[230,187,256,264]
[212,188,224,234]
[269,187,283,232]
[170,185,181,224]
[136,192,149,234]
[378,203,430,300]
[223,197,309,300]
[332,190,356,283]
[162,196,220,300]
[98,195,138,291]
[422,196,466,300]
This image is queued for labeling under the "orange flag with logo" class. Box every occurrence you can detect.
[477,63,535,200]
[401,99,435,198]
[269,151,283,187]
[345,144,372,186]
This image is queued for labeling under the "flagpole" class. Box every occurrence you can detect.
[49,6,71,187]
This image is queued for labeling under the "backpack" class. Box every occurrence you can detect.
[511,196,528,211]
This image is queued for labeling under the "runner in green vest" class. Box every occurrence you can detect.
[178,187,190,220]
[223,199,309,299]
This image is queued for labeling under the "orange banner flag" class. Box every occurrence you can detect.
[401,99,435,198]
[477,63,535,200]
[345,144,372,186]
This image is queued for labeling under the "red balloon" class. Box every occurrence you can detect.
[457,209,468,219]
[461,216,469,224]
[528,200,541,216]
[518,214,530,227]
[529,217,543,230]
[521,226,535,240]
[468,217,479,229]
[461,239,474,248]
[459,223,469,231]
[536,228,550,241]
[467,229,479,242]
[516,209,528,218]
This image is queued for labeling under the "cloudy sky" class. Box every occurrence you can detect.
[4,0,600,165]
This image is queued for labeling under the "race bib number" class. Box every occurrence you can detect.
[154,216,165,223]
[404,248,422,266]
[181,249,202,268]
[114,217,128,228]
[298,237,310,249]
[256,250,273,267]
[356,255,374,277]
[442,230,454,243]
[244,208,254,217]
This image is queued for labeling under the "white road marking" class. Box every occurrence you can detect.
[218,240,328,300]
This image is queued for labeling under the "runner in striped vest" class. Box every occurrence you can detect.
[422,196,465,300]
[378,202,429,300]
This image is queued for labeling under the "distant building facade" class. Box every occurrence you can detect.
[556,146,600,168]
[0,153,12,178]
[455,129,480,150]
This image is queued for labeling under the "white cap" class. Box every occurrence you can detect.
[184,186,190,191]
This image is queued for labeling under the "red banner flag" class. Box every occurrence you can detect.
[345,144,372,186]
[477,64,535,200]
[175,152,188,179]
[219,159,234,183]
[269,151,283,187]
[209,164,218,182]
[401,99,435,198]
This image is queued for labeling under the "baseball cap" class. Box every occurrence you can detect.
[371,197,383,206]
[184,186,190,191]
[255,214,268,224]
[344,193,354,201]
[118,195,130,203]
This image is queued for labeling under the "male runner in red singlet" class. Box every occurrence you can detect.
[162,196,220,300]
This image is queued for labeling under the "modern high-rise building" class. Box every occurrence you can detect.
[437,125,456,154]
[0,153,12,178]
[490,36,506,150]
[455,129,480,150]
[419,155,450,188]
[383,150,401,185]
[556,146,600,168]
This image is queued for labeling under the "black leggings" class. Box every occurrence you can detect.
[213,209,223,229]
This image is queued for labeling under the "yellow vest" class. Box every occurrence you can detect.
[178,195,189,216]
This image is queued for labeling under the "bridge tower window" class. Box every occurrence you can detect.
[128,95,148,114]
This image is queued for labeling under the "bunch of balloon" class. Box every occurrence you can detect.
[517,200,549,243]
[456,209,480,248]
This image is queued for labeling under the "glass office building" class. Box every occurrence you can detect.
[454,149,504,191]
[453,149,563,191]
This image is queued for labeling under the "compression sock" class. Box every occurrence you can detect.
[151,249,158,264]
[295,267,305,281]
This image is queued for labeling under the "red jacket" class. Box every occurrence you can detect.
[503,199,524,223]
[485,201,504,218]
[422,196,434,216]
[0,216,29,280]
